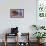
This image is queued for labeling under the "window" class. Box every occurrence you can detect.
[37,0,46,17]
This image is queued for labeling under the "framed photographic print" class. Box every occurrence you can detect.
[10,9,24,18]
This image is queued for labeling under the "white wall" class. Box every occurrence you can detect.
[0,0,36,42]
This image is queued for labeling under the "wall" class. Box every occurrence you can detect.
[0,0,36,42]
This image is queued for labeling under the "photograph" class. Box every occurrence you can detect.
[10,9,24,18]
